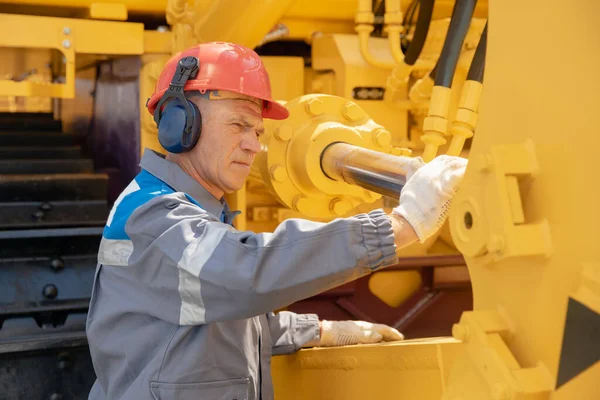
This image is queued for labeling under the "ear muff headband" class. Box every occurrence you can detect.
[154,56,202,153]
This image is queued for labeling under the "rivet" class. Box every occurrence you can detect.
[373,128,392,147]
[269,165,286,182]
[63,27,71,35]
[342,102,365,122]
[452,324,469,342]
[274,125,292,141]
[330,198,352,216]
[43,284,58,300]
[32,210,45,221]
[57,353,73,370]
[50,258,65,272]
[40,202,52,211]
[62,39,71,49]
[304,98,324,116]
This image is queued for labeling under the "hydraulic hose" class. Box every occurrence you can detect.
[434,0,477,88]
[466,21,487,83]
[403,0,435,65]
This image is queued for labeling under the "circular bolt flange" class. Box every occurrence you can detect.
[269,165,286,183]
[43,284,58,300]
[50,258,65,272]
[342,102,365,122]
[330,198,352,216]
[452,324,469,342]
[304,98,324,116]
[274,125,292,141]
[62,39,71,49]
[373,128,392,147]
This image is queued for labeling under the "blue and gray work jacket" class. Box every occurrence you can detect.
[86,149,398,400]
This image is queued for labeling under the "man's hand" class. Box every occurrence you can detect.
[393,155,468,243]
[315,320,404,347]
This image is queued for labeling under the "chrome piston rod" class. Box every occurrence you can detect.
[321,143,413,199]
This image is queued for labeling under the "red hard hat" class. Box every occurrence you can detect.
[147,42,289,120]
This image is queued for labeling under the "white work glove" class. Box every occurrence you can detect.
[393,155,468,243]
[317,320,404,347]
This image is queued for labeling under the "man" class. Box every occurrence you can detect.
[86,42,467,400]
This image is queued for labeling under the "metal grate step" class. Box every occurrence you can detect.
[0,131,75,146]
[0,227,103,258]
[0,200,109,229]
[0,146,82,159]
[0,112,62,132]
[0,173,108,202]
[0,159,94,175]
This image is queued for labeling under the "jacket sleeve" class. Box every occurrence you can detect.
[266,311,320,355]
[122,192,397,326]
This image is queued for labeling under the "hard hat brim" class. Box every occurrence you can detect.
[147,84,290,120]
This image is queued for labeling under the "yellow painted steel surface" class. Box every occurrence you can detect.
[0,13,143,98]
[272,338,464,399]
[444,0,600,398]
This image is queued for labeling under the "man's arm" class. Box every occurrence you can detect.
[266,311,320,355]
[109,154,465,327]
[121,200,398,326]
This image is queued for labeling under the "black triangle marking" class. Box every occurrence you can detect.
[556,297,600,389]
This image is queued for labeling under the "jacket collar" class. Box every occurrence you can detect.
[139,148,227,220]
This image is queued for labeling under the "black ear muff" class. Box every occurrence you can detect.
[157,100,202,153]
[153,56,202,154]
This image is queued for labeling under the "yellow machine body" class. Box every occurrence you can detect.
[0,0,598,399]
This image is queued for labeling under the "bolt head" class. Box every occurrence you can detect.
[330,198,352,216]
[50,258,65,272]
[293,196,309,214]
[452,323,469,342]
[43,284,58,300]
[305,98,324,116]
[275,125,292,141]
[63,27,71,35]
[62,39,71,49]
[342,102,365,122]
[373,128,392,147]
[270,165,286,183]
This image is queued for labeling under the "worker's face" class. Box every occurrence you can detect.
[189,95,264,196]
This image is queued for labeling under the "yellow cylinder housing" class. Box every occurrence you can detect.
[253,94,396,218]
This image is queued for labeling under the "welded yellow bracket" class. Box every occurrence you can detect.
[450,140,553,262]
[444,310,553,400]
[0,13,144,98]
